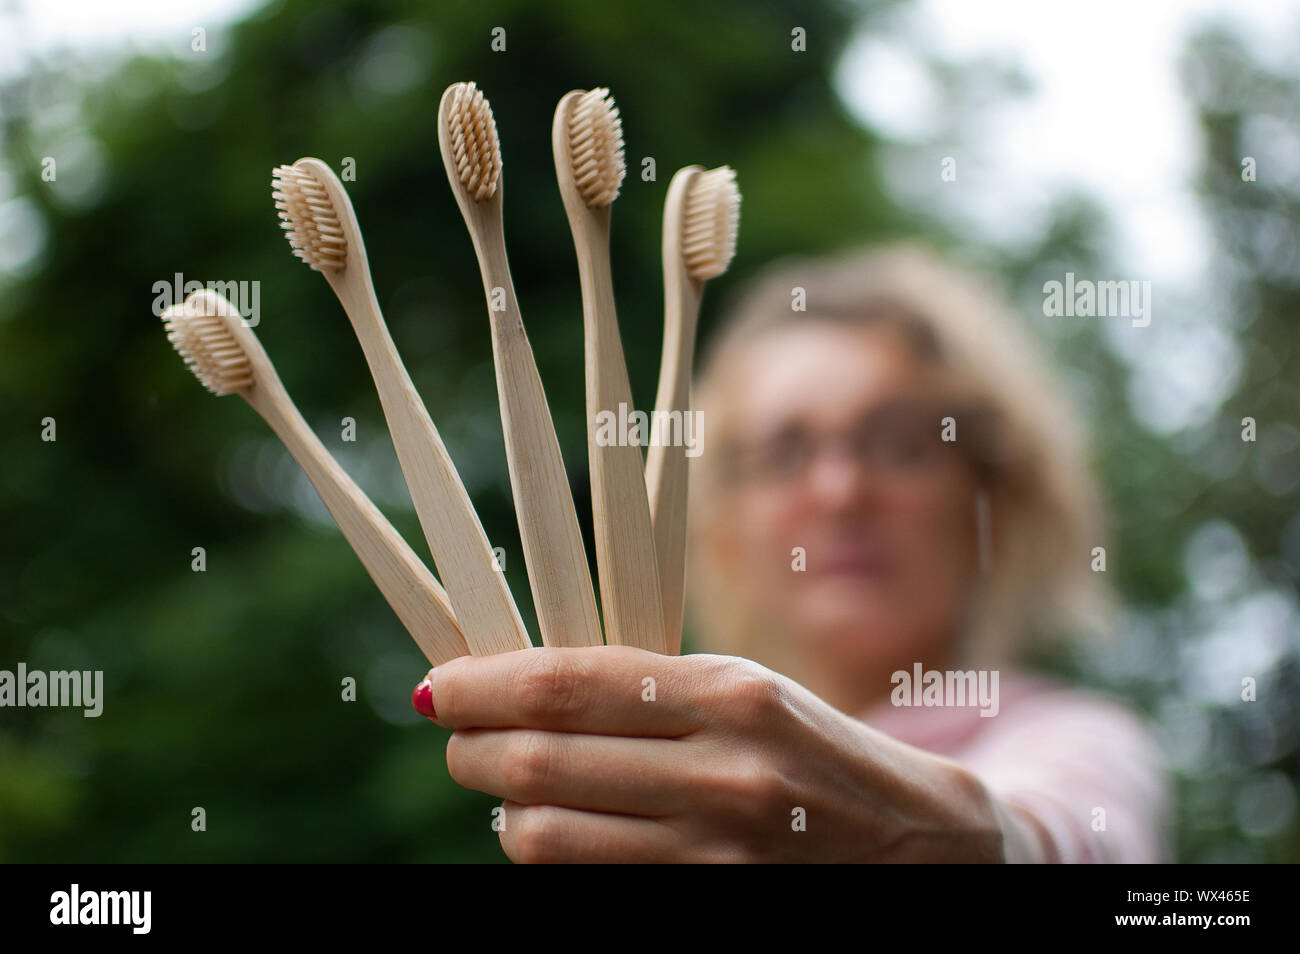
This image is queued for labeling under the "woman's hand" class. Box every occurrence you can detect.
[414,646,1016,863]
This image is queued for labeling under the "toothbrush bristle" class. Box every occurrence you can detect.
[682,166,740,280]
[446,81,502,201]
[271,163,347,272]
[567,87,625,207]
[162,291,253,396]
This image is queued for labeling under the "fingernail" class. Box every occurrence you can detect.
[412,674,437,722]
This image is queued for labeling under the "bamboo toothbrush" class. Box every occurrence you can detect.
[272,158,531,656]
[647,165,740,655]
[160,288,470,666]
[437,81,602,650]
[553,88,667,654]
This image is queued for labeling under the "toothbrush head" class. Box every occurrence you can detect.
[162,290,253,396]
[682,166,740,280]
[272,162,347,272]
[442,81,502,202]
[567,87,625,208]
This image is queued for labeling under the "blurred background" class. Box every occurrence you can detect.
[0,0,1296,862]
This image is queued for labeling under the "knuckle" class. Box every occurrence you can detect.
[503,731,553,801]
[737,757,788,810]
[752,764,791,811]
[517,651,589,721]
[724,660,787,722]
[505,805,559,864]
[707,755,788,821]
[696,760,790,864]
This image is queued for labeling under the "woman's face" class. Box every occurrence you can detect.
[714,320,981,675]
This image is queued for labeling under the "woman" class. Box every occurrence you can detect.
[411,244,1170,863]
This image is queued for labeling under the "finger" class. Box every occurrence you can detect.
[448,728,706,817]
[497,801,696,863]
[425,645,715,736]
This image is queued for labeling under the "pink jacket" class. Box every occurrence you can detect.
[858,671,1172,862]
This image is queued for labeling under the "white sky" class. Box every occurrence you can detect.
[0,0,265,73]
[837,0,1299,285]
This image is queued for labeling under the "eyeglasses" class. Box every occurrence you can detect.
[720,401,988,485]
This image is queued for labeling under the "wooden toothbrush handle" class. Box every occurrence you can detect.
[488,290,604,649]
[581,252,668,654]
[250,389,470,666]
[646,280,702,656]
[341,284,532,656]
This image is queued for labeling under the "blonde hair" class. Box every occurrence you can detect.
[686,243,1115,667]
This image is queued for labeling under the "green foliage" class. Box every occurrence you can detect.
[1,0,1295,863]
[0,0,893,862]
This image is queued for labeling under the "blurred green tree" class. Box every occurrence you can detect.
[0,0,906,861]
[1,0,1295,864]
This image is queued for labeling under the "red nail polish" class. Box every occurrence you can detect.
[412,677,437,722]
